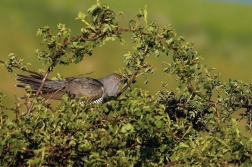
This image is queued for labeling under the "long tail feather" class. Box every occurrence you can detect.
[15,74,65,100]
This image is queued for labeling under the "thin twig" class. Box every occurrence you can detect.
[0,104,17,112]
[0,60,40,75]
[117,44,149,97]
[164,161,179,167]
[250,107,252,136]
[27,69,50,114]
[117,72,137,97]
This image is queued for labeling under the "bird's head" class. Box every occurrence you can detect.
[98,73,124,97]
[108,73,124,83]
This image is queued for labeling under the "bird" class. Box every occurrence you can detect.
[15,73,123,103]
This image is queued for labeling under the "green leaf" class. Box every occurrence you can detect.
[88,4,99,14]
[120,123,134,133]
[76,12,86,20]
[154,120,163,129]
[177,142,189,149]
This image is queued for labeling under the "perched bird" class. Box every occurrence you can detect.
[16,73,123,103]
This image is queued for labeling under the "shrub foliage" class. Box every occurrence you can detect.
[0,1,252,166]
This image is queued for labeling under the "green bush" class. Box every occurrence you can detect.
[0,1,252,166]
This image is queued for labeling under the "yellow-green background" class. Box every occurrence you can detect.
[1,0,252,119]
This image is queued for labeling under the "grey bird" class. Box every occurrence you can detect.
[16,73,123,103]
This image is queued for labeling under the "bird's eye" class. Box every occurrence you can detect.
[114,76,118,80]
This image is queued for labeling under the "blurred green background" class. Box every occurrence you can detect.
[1,0,252,110]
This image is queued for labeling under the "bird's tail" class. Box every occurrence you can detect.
[16,74,65,99]
[16,74,50,91]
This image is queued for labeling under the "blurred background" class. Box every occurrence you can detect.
[1,0,252,111]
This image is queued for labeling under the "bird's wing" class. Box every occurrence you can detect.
[65,77,104,101]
